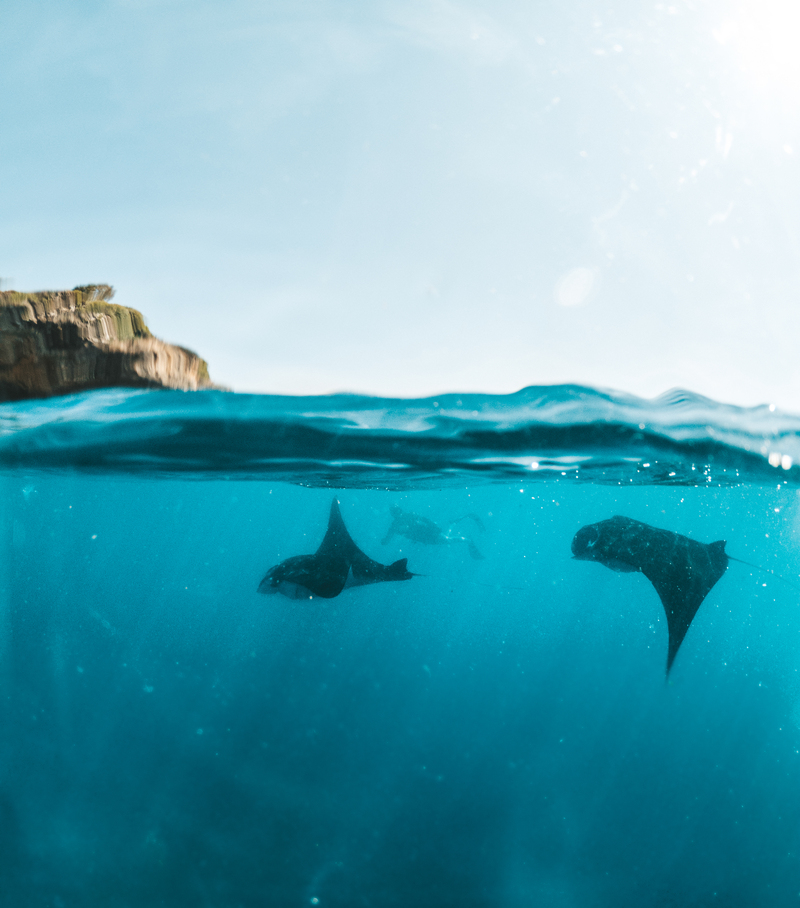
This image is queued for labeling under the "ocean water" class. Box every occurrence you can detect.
[1,385,800,907]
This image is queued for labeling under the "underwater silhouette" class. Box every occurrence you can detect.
[571,515,729,674]
[258,498,414,599]
[382,506,485,560]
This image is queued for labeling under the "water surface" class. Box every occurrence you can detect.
[1,386,799,906]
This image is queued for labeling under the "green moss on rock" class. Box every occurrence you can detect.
[81,301,151,339]
[0,288,151,339]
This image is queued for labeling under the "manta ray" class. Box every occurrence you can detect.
[258,498,414,600]
[571,515,729,674]
[382,506,485,560]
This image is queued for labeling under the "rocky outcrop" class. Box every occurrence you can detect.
[0,285,219,401]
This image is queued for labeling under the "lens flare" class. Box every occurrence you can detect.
[714,1,800,95]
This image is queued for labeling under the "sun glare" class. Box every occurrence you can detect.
[715,1,800,95]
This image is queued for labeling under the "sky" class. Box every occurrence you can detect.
[2,0,800,407]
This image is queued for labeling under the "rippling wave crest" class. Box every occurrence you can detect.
[0,385,798,487]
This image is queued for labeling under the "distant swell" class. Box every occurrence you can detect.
[0,385,798,487]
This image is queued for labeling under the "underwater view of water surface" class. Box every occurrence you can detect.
[2,385,800,907]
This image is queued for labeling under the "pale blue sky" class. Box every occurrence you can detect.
[2,0,800,406]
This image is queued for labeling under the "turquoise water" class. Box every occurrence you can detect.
[2,387,800,906]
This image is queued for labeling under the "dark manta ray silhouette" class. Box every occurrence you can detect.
[382,506,485,560]
[258,498,414,600]
[571,516,729,674]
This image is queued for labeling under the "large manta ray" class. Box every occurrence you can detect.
[258,498,414,600]
[571,515,729,674]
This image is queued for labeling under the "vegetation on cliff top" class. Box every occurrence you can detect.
[0,285,152,340]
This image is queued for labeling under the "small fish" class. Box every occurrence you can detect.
[258,498,414,600]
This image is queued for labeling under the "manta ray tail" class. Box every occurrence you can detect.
[727,555,800,593]
[348,554,415,587]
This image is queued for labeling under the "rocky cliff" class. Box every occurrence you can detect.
[0,285,218,401]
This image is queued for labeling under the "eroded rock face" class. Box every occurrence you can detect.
[0,286,219,401]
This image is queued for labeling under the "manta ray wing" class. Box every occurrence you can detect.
[636,535,728,673]
[348,551,412,588]
[572,516,729,674]
[318,499,413,590]
[316,499,359,561]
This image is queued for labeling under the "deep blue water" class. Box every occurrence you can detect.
[2,387,800,906]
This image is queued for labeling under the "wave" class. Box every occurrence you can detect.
[0,385,797,487]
